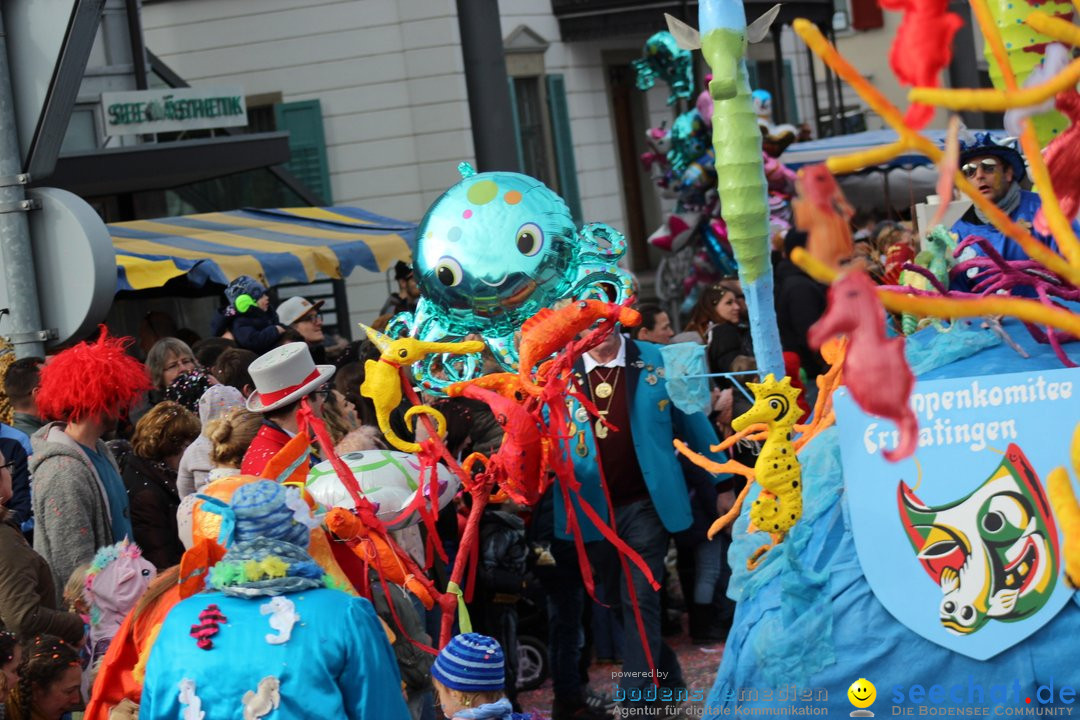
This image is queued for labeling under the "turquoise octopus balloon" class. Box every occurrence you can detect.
[387,164,633,393]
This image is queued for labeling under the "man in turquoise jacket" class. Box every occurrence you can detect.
[555,331,730,711]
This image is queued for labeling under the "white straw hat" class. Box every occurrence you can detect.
[245,342,335,413]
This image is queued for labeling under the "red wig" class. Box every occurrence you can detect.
[37,327,152,423]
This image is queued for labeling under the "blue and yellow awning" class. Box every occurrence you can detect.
[109,206,415,292]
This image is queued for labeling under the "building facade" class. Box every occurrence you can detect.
[144,0,969,326]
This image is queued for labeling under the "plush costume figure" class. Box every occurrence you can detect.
[84,540,157,666]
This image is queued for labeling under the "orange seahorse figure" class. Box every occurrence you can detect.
[793,164,854,270]
[517,300,641,395]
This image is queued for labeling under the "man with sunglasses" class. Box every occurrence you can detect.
[950,134,1070,293]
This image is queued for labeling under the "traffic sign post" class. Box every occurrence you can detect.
[0,6,45,357]
[0,0,106,357]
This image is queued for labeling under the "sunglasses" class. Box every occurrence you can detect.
[961,158,1001,178]
[0,461,15,471]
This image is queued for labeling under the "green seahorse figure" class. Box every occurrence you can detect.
[666,1,785,379]
[899,225,958,335]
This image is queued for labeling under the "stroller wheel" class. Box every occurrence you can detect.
[515,635,548,691]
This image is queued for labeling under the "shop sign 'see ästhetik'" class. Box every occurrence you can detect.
[100,86,247,136]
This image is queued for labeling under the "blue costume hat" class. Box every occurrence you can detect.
[958,132,1026,184]
[431,633,506,692]
[196,480,313,549]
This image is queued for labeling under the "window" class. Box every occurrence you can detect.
[503,25,582,222]
[274,100,332,205]
[832,0,885,32]
[512,76,555,187]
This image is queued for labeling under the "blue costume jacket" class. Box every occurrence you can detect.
[555,339,728,543]
[139,588,409,720]
[949,190,1077,295]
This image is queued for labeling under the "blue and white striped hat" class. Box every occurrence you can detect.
[431,633,505,692]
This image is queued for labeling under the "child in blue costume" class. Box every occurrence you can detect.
[432,634,535,720]
[138,481,409,720]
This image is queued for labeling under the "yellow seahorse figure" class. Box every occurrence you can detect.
[358,324,483,453]
[733,374,804,568]
[1047,422,1080,589]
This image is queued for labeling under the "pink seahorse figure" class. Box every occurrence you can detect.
[808,269,919,461]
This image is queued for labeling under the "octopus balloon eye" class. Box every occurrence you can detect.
[516,222,543,256]
[435,257,463,287]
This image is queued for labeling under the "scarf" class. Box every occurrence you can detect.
[452,698,515,720]
[973,181,1021,224]
[208,537,327,597]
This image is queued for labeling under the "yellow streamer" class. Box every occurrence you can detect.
[908,55,1080,110]
[446,581,473,634]
[790,248,1080,339]
[1018,122,1080,266]
[792,19,1080,287]
[1026,11,1080,46]
[826,141,910,175]
[1047,422,1080,589]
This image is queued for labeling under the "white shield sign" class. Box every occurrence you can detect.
[834,367,1078,660]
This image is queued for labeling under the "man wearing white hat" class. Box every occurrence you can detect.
[240,342,335,476]
[276,296,328,363]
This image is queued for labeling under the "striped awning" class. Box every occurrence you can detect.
[109,206,415,292]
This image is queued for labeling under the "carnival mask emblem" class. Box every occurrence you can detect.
[898,444,1059,636]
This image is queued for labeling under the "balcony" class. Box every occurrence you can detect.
[551,0,836,41]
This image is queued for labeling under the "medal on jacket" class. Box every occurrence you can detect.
[575,431,588,457]
[595,412,609,439]
[591,366,618,399]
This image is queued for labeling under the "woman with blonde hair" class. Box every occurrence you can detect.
[205,408,262,480]
[176,386,246,497]
[122,401,200,569]
[320,389,359,446]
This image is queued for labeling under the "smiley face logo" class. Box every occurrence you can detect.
[848,678,876,716]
